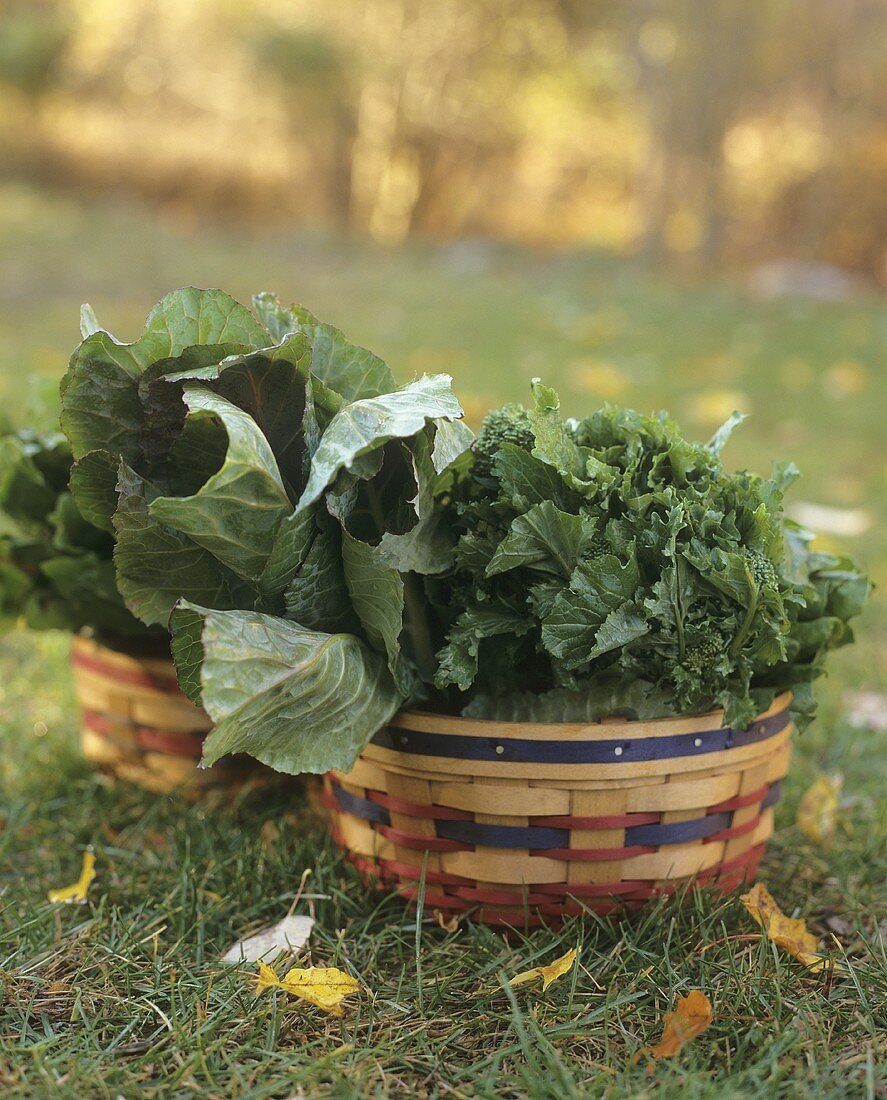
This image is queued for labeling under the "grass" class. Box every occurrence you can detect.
[1,183,885,1097]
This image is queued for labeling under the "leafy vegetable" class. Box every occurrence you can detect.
[432,382,869,728]
[60,288,472,774]
[0,425,153,643]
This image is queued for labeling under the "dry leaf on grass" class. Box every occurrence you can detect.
[221,916,314,964]
[796,773,843,844]
[740,882,837,972]
[646,990,713,1059]
[47,850,95,904]
[256,961,361,1016]
[434,909,460,933]
[509,947,578,992]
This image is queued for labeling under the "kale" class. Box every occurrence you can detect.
[433,381,870,729]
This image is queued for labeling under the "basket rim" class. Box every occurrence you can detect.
[388,690,792,742]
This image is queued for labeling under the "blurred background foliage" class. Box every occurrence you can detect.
[1,0,885,278]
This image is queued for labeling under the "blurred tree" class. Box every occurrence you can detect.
[0,1,70,99]
[253,25,357,226]
[0,0,883,278]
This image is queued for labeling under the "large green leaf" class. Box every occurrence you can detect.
[492,444,579,511]
[434,605,531,691]
[341,530,405,683]
[486,501,595,579]
[289,303,396,400]
[283,511,357,634]
[298,375,464,510]
[176,604,401,775]
[375,434,456,576]
[0,434,63,525]
[169,604,205,704]
[113,464,254,627]
[60,288,268,461]
[163,332,317,488]
[68,449,119,533]
[431,417,474,474]
[527,378,585,477]
[542,551,645,668]
[257,506,317,609]
[148,387,292,580]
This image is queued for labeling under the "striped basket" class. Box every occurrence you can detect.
[71,636,257,795]
[324,692,793,927]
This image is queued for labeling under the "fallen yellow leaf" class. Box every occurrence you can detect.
[647,990,713,1059]
[740,882,835,972]
[796,773,843,844]
[256,960,361,1016]
[509,947,578,992]
[48,850,95,904]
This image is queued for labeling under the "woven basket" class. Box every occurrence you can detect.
[324,692,793,927]
[71,636,256,794]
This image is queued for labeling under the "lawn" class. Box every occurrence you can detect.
[0,183,884,1098]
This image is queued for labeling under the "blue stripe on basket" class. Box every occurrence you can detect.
[761,780,782,810]
[625,811,732,847]
[437,819,569,848]
[330,780,784,851]
[374,708,790,765]
[334,785,391,825]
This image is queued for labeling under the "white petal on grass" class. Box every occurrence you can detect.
[221,916,315,964]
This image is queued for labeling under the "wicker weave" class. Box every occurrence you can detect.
[71,636,257,794]
[325,692,792,926]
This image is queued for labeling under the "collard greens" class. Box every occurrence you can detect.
[0,424,152,642]
[432,383,870,729]
[60,288,472,773]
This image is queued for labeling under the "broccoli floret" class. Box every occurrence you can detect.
[744,547,778,590]
[579,533,608,561]
[683,634,726,677]
[472,404,535,477]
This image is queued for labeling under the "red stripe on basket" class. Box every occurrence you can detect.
[343,850,475,889]
[377,857,475,887]
[82,709,121,739]
[530,843,657,861]
[532,878,653,898]
[531,810,660,829]
[82,710,205,759]
[394,886,472,910]
[376,824,468,853]
[135,726,205,758]
[366,790,474,821]
[703,813,762,844]
[72,649,182,693]
[452,886,556,907]
[708,783,770,814]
